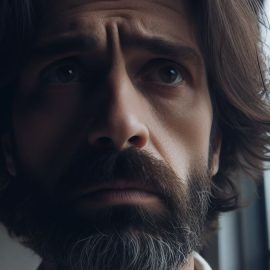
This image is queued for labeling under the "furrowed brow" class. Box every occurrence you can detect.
[31,34,202,67]
[121,35,202,65]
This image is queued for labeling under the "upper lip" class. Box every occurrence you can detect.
[65,180,157,203]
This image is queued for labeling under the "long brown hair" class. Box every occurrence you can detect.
[189,0,270,229]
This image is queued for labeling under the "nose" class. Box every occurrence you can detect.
[88,63,150,151]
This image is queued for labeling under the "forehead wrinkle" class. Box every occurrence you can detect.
[50,0,187,15]
[39,0,196,47]
[38,16,192,53]
[104,22,124,68]
[43,0,190,33]
[38,11,134,48]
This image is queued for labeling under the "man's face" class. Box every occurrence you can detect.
[3,0,220,269]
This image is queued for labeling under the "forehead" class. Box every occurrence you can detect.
[45,0,189,19]
[37,0,197,51]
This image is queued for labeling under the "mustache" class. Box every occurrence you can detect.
[51,146,184,203]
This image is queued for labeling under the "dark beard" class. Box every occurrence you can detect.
[0,146,211,270]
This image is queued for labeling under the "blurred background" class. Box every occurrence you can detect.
[0,0,270,269]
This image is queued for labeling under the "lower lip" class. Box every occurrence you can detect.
[75,189,158,208]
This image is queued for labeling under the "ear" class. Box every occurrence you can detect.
[210,133,222,177]
[1,134,17,177]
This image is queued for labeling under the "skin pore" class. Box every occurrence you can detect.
[4,0,221,269]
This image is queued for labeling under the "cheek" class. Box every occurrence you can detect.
[151,90,212,178]
[13,89,84,169]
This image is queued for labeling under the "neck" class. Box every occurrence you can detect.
[182,256,195,270]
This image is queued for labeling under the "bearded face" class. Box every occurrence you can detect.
[0,0,221,269]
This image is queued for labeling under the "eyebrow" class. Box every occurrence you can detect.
[32,34,202,65]
[121,35,202,64]
[33,35,97,56]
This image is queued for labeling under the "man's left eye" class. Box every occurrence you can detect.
[40,61,85,85]
[140,60,185,86]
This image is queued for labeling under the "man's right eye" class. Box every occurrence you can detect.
[40,60,86,85]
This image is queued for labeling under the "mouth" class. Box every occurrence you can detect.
[66,181,160,209]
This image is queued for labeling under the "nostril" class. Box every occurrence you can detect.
[128,135,142,146]
[96,137,114,147]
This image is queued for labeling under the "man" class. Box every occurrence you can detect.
[0,0,269,269]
